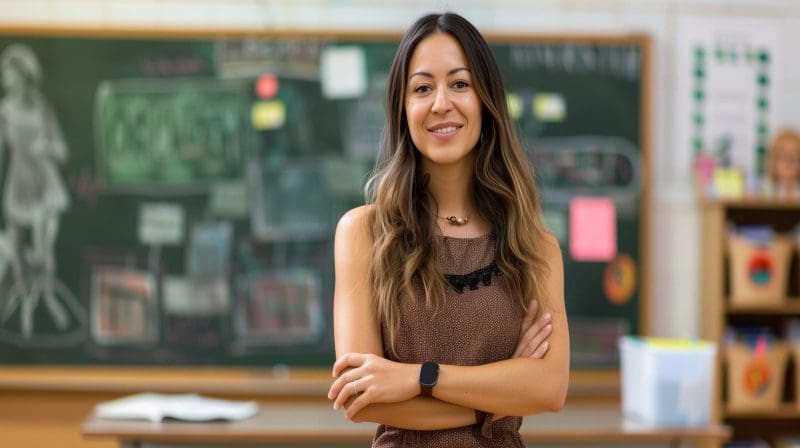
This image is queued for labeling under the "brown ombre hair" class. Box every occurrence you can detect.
[366,12,552,355]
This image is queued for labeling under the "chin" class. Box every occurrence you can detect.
[419,148,463,163]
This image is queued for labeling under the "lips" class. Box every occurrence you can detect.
[428,122,463,134]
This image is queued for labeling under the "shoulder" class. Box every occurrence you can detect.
[335,205,375,250]
[336,205,374,235]
[541,231,560,255]
[535,230,563,272]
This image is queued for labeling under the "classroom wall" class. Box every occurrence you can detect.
[1,0,799,340]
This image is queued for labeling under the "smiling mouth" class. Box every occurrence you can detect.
[429,125,462,134]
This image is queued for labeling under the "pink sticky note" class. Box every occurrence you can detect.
[569,197,617,261]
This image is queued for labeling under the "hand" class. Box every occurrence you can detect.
[512,299,552,359]
[328,352,418,420]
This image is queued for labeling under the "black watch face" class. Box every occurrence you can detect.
[420,361,439,387]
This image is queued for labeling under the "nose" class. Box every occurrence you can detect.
[431,87,452,114]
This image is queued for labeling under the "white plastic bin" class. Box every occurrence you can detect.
[619,336,717,427]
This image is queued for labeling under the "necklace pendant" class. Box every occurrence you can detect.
[446,216,468,225]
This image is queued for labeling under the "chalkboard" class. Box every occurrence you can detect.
[0,31,649,368]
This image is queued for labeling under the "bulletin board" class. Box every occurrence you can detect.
[0,30,649,369]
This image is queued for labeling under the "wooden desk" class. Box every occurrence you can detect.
[82,402,731,448]
[0,367,619,448]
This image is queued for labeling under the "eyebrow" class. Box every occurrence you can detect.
[408,67,470,80]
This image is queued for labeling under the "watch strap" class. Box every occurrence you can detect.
[419,361,439,397]
[421,383,433,397]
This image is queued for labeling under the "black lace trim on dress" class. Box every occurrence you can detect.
[444,261,501,294]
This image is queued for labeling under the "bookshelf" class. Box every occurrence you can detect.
[700,198,800,444]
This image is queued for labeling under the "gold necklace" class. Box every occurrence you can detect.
[439,214,470,225]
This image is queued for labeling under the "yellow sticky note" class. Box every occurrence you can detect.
[507,93,523,120]
[713,168,744,197]
[534,93,566,122]
[251,101,286,130]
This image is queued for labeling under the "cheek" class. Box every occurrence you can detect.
[469,108,482,137]
[465,98,483,129]
[404,103,426,141]
[405,101,425,126]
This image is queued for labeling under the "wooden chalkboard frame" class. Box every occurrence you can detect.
[0,25,650,388]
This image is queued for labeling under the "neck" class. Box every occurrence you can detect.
[423,162,474,218]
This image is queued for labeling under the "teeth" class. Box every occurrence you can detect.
[433,126,458,133]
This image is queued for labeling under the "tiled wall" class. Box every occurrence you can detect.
[2,0,799,338]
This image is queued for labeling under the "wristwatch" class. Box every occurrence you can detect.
[419,361,440,397]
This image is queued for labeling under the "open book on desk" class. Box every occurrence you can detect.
[94,393,259,422]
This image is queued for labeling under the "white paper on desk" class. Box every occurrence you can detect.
[94,393,259,422]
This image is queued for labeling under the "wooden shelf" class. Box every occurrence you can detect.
[701,197,800,210]
[701,200,800,446]
[726,299,800,315]
[725,404,800,419]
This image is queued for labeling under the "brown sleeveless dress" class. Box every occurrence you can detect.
[374,234,525,447]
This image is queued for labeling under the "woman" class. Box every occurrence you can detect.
[327,12,569,447]
[764,129,800,199]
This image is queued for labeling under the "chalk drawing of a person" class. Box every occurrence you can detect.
[0,43,71,337]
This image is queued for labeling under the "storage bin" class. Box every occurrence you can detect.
[726,341,789,411]
[619,336,716,427]
[728,234,793,306]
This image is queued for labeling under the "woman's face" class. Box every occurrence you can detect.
[404,32,482,169]
[775,140,800,182]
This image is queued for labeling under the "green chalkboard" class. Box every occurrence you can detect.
[0,31,649,368]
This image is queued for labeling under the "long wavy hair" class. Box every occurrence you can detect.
[366,12,552,355]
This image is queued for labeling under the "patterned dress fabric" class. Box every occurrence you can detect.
[374,233,525,448]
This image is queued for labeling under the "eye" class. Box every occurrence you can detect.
[413,84,432,94]
[453,80,470,89]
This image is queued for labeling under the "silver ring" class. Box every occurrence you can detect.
[352,379,360,395]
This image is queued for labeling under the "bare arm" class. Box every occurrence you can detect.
[330,206,564,424]
[330,206,478,429]
[430,240,568,416]
[344,310,555,427]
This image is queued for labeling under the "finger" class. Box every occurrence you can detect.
[333,379,360,410]
[328,368,362,400]
[513,312,550,357]
[517,318,552,358]
[520,322,552,358]
[344,388,371,421]
[531,340,550,359]
[332,353,367,378]
[327,379,343,401]
[520,323,553,358]
[524,312,551,344]
[514,307,543,357]
[512,341,523,359]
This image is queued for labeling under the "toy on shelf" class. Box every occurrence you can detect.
[763,129,800,200]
